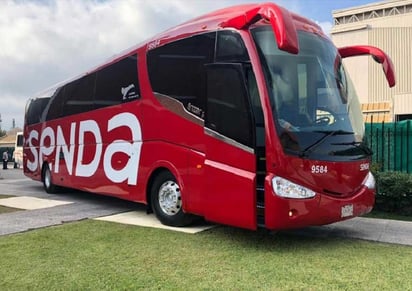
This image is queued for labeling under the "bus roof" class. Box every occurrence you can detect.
[137,2,324,54]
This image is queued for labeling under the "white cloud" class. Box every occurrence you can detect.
[0,0,303,131]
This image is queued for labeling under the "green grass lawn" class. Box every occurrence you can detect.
[0,220,411,290]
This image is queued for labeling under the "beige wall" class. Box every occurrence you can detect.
[332,28,370,104]
[331,0,412,120]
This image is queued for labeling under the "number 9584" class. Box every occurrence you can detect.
[311,165,328,174]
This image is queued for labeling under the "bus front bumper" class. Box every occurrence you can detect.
[264,183,375,230]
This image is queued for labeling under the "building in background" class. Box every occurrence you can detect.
[0,128,23,168]
[332,0,412,122]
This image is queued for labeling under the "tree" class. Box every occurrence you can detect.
[0,113,5,137]
[0,124,5,137]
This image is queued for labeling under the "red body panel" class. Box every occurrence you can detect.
[203,136,256,229]
[280,157,368,197]
[264,165,374,230]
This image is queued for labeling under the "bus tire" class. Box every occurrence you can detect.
[150,171,193,227]
[42,164,58,194]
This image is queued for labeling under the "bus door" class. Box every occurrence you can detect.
[202,63,258,230]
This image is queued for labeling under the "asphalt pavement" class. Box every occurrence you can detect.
[0,168,411,246]
[0,168,137,236]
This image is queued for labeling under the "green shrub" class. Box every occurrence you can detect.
[374,171,412,215]
[370,162,382,173]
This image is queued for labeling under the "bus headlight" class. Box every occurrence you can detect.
[272,176,316,199]
[363,172,375,189]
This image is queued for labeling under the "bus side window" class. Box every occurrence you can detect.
[205,64,254,148]
[62,74,96,117]
[25,97,51,125]
[46,87,65,121]
[217,30,263,147]
[147,33,216,119]
[216,30,249,63]
[95,54,139,109]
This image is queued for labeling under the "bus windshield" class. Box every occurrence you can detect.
[252,27,368,161]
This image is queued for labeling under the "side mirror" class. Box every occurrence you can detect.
[338,45,395,87]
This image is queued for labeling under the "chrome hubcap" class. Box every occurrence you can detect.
[158,180,181,216]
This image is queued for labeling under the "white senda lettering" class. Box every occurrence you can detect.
[40,126,55,172]
[360,163,369,171]
[27,129,39,172]
[103,113,142,185]
[25,112,143,186]
[55,123,76,175]
[75,120,102,177]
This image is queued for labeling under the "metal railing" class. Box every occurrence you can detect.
[366,119,411,173]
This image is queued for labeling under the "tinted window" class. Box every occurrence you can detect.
[216,30,249,63]
[25,97,50,125]
[46,87,65,121]
[95,54,139,109]
[44,54,139,121]
[206,64,253,147]
[147,33,216,119]
[62,74,96,116]
[46,73,96,120]
[16,134,23,147]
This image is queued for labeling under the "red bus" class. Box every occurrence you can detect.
[24,3,395,230]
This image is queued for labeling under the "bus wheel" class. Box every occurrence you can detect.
[151,171,193,227]
[43,164,58,194]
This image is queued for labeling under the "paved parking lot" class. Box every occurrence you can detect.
[1,168,412,245]
[0,169,212,235]
[0,168,141,235]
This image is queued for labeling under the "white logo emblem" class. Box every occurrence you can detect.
[121,84,138,100]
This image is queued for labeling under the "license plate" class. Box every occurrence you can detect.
[341,204,354,218]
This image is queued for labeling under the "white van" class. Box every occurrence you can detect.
[13,132,23,168]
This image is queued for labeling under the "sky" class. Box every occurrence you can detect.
[0,0,380,131]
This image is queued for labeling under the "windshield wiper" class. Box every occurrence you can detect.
[299,130,354,158]
[331,141,373,156]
